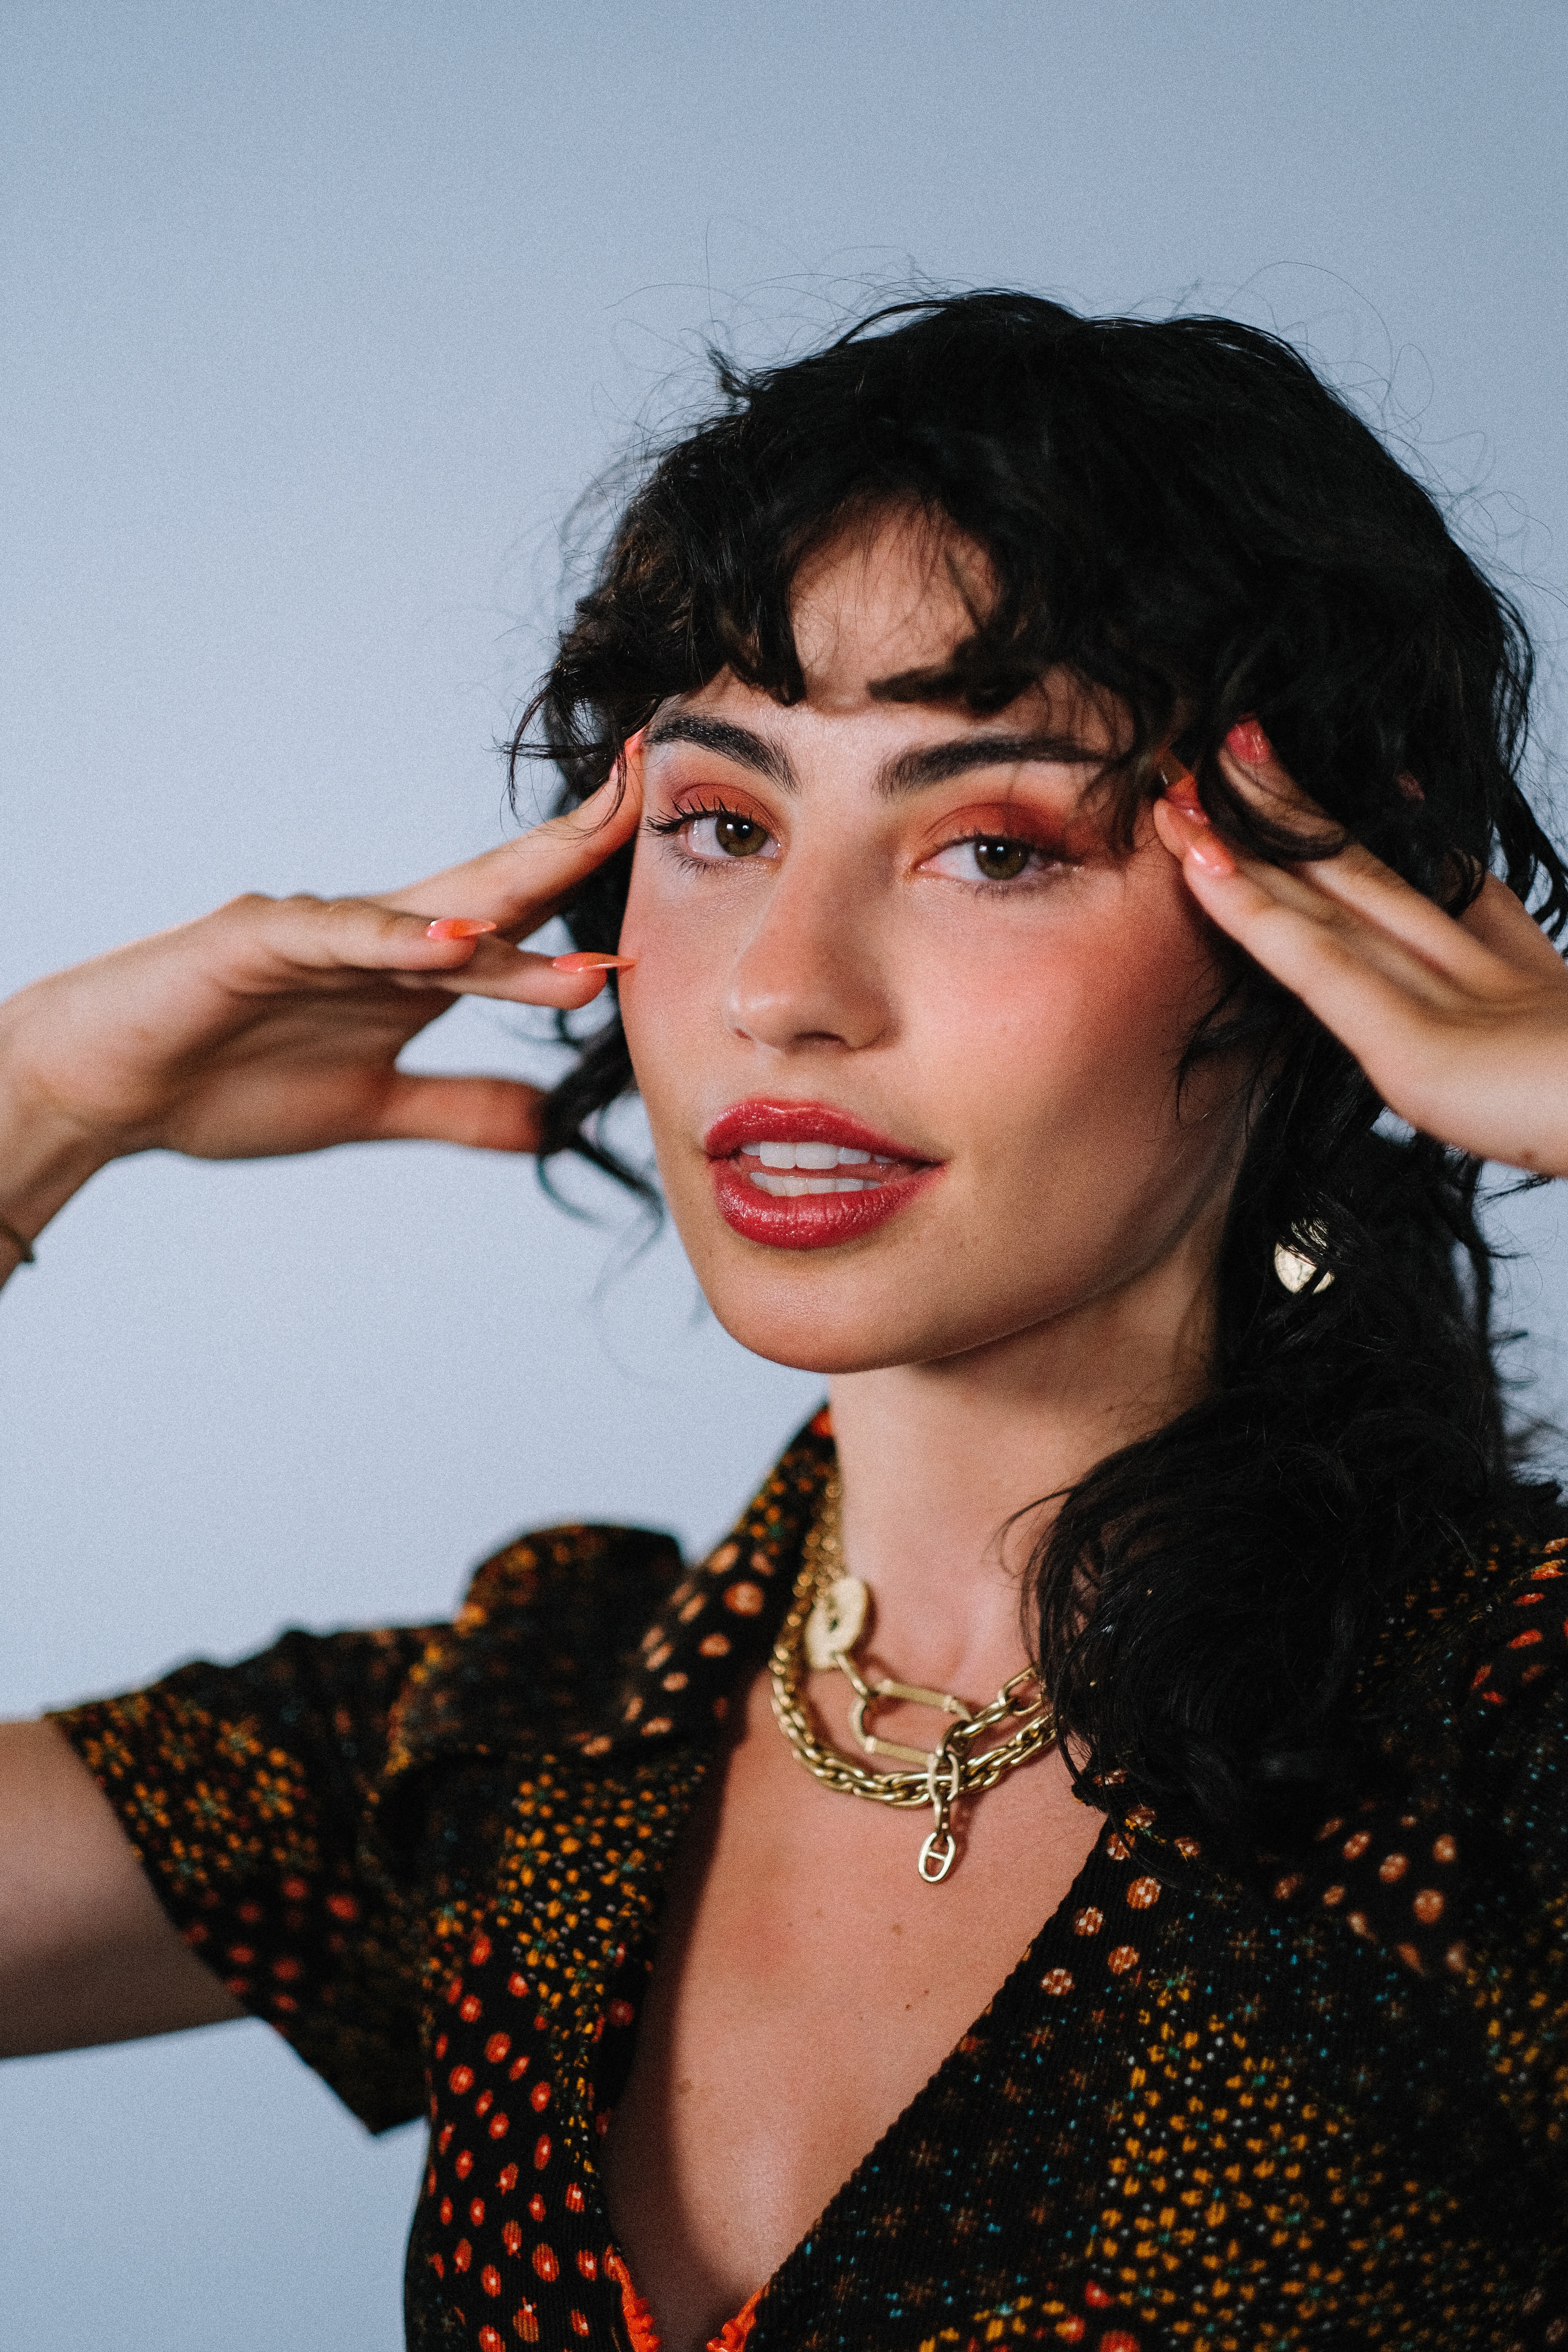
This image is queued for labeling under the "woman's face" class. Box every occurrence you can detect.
[617,515,1250,1378]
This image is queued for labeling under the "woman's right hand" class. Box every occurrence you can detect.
[0,754,643,1247]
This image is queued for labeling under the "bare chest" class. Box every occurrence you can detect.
[598,1669,1105,2352]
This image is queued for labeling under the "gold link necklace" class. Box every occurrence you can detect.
[768,1472,1058,1882]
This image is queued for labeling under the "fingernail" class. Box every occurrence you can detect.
[1163,795,1236,873]
[552,950,636,972]
[426,917,497,940]
[1159,754,1206,817]
[1226,719,1272,766]
[1183,827,1237,876]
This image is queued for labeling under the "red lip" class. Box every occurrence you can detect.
[704,1099,931,1161]
[704,1097,943,1253]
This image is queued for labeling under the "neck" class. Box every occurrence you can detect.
[825,1246,1216,1692]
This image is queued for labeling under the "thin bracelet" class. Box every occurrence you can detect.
[0,1216,36,1266]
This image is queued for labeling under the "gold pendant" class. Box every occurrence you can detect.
[773,1474,1059,1886]
[804,1574,869,1670]
[848,1681,972,1765]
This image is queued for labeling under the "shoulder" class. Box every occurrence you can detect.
[383,1518,686,1772]
[52,1519,687,1840]
[1266,1518,1568,1981]
[385,1415,832,1778]
[1365,1513,1568,1731]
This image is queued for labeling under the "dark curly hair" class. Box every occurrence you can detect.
[511,291,1567,1856]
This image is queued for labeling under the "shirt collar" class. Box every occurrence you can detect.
[379,1409,835,1796]
[573,1407,835,1757]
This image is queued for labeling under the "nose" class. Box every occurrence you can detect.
[724,844,892,1055]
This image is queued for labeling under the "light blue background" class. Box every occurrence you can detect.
[3,4,1566,2342]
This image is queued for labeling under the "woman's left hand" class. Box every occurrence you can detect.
[1152,728,1568,1177]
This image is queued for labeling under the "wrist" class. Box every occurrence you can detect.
[0,1122,111,1254]
[0,1054,116,1260]
[0,1214,37,1271]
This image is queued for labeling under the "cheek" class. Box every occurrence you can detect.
[618,849,715,978]
[615,836,661,966]
[616,848,724,1100]
[915,889,1217,1142]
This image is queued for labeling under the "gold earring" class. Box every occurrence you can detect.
[1274,1224,1333,1295]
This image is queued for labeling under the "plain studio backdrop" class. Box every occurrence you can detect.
[3,3,1567,2340]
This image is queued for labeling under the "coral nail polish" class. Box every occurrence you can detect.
[426,918,497,940]
[1226,720,1272,766]
[1161,795,1236,875]
[1161,752,1236,872]
[1159,754,1205,816]
[552,951,636,972]
[1183,829,1237,877]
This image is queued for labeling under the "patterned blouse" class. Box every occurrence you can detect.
[50,1412,1568,2351]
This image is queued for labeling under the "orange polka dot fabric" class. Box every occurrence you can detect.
[49,1426,1568,2349]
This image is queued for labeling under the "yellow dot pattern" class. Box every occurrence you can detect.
[48,1435,1568,2349]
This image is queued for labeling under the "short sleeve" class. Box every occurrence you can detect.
[49,1624,438,2133]
[1264,1532,1568,2157]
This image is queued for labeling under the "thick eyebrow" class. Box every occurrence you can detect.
[874,731,1112,798]
[643,713,1110,801]
[644,712,799,791]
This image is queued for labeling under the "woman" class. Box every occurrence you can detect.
[4,293,1568,2351]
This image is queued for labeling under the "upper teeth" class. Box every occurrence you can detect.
[740,1142,885,1169]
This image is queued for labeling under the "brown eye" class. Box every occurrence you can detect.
[972,837,1032,881]
[713,813,770,857]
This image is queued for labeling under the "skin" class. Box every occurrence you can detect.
[5,509,1568,2347]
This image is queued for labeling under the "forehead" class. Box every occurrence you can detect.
[785,509,987,706]
[655,512,1126,762]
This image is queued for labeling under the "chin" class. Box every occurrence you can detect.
[706,1304,918,1378]
[681,1240,1051,1380]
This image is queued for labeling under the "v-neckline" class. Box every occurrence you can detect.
[595,1805,1133,2342]
[755,1810,1129,2298]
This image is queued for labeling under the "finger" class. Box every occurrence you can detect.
[389,942,616,1010]
[1151,792,1236,876]
[1176,848,1568,1168]
[1261,832,1522,993]
[1157,800,1443,1001]
[230,897,616,1011]
[1174,851,1451,1040]
[376,738,646,932]
[371,1073,548,1153]
[1214,721,1329,823]
[1207,735,1499,978]
[1457,873,1568,981]
[1211,735,1546,994]
[235,894,514,982]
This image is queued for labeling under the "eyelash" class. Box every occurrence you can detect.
[645,800,1075,884]
[934,834,1074,887]
[644,797,746,837]
[643,797,765,873]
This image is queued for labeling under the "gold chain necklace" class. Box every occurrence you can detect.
[768,1472,1058,1883]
